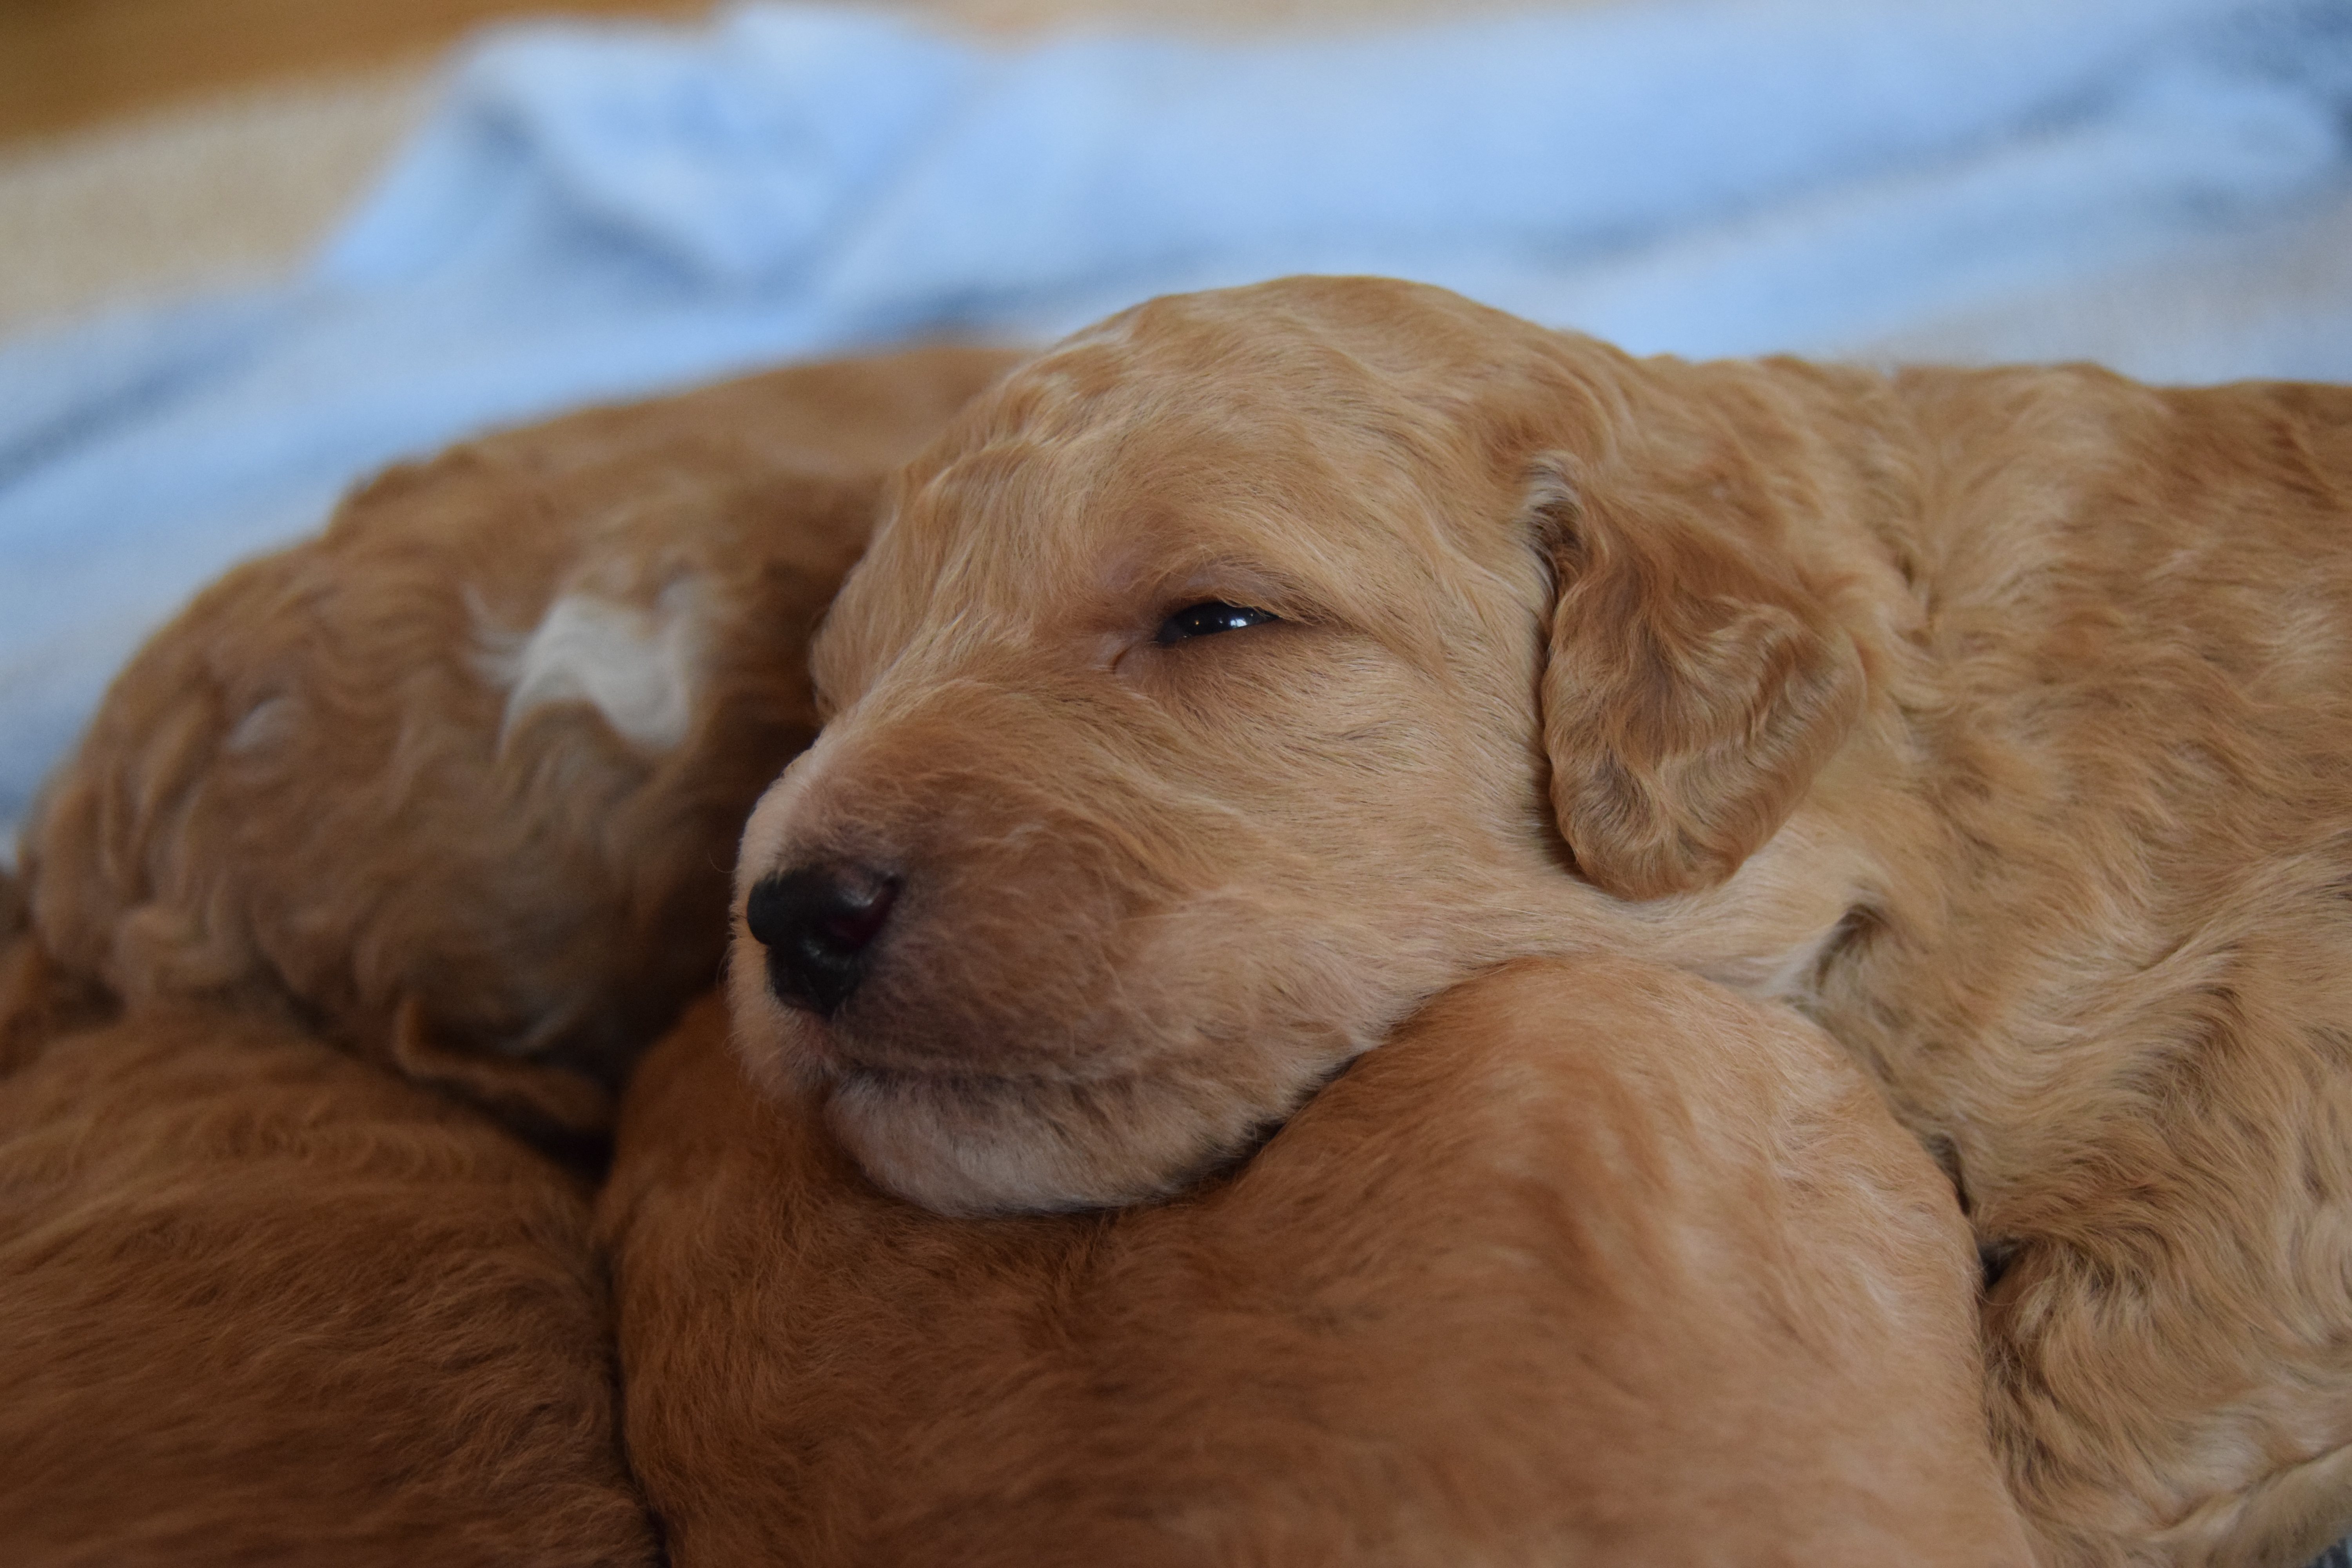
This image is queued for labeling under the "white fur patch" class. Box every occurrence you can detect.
[225,694,296,755]
[481,582,704,752]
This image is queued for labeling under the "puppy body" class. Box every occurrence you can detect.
[607,959,2031,1567]
[731,280,2352,1561]
[0,1002,657,1566]
[1775,364,2352,1568]
[0,349,1017,1561]
[21,345,1015,1140]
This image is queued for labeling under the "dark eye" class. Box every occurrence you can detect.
[1155,601,1280,645]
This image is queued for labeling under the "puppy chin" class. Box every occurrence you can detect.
[725,947,1324,1214]
[821,1066,1271,1215]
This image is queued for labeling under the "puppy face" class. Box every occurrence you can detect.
[733,279,1872,1212]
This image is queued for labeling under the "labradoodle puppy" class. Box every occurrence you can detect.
[18,345,1013,1146]
[0,347,1013,1565]
[728,278,2352,1564]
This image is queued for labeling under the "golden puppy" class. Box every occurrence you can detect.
[0,998,657,1566]
[20,345,1014,1146]
[731,278,2352,1562]
[606,956,2031,1566]
[0,349,1012,1563]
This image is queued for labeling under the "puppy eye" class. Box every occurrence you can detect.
[1155,601,1280,646]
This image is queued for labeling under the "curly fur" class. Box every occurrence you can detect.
[730,278,2352,1563]
[0,348,1017,1561]
[20,346,1014,1144]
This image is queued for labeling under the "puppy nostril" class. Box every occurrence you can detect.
[817,880,895,955]
[744,865,900,1017]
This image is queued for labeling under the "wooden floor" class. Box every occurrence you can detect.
[0,0,710,144]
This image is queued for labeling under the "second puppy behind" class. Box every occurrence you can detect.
[16,345,1015,1143]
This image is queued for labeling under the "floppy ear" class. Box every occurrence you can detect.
[1527,456,1863,902]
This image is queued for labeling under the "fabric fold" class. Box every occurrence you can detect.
[4,0,2350,839]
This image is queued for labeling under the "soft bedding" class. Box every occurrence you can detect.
[2,0,2348,844]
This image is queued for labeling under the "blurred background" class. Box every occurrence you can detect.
[5,0,658,327]
[0,0,1548,332]
[3,0,2349,844]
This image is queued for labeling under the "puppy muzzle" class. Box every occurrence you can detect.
[744,862,900,1017]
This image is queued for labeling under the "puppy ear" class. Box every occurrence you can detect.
[1528,457,1863,902]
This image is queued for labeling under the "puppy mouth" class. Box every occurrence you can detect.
[789,1003,1197,1098]
[812,1024,1321,1214]
[729,823,1408,1209]
[829,1054,1109,1111]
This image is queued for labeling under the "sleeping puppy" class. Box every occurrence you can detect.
[605,955,2032,1567]
[18,345,1014,1147]
[0,995,659,1568]
[0,348,1018,1564]
[730,278,2352,1563]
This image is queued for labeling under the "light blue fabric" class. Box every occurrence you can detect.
[4,0,2351,843]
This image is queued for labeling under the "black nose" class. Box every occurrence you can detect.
[744,864,900,1017]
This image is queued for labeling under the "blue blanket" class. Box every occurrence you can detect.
[4,0,2350,843]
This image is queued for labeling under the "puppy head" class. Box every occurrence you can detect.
[733,278,1868,1212]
